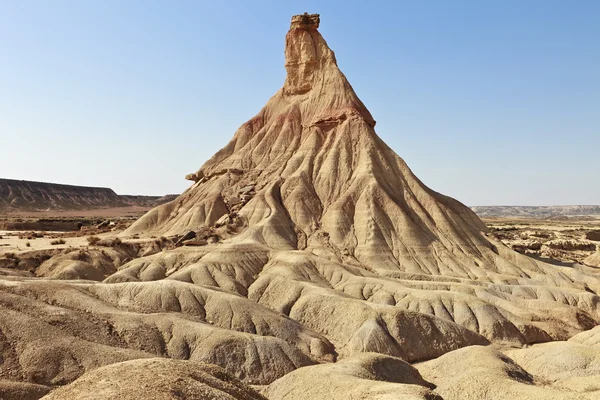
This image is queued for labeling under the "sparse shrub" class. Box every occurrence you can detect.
[87,236,124,247]
[530,231,552,239]
[87,236,101,245]
[543,248,563,259]
[50,239,66,245]
[26,242,31,247]
[547,240,596,251]
[97,237,123,247]
[491,226,519,232]
[151,236,173,251]
[154,236,171,247]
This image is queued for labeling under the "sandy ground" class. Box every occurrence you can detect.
[2,205,153,218]
[2,216,598,261]
[0,206,147,255]
[483,217,600,232]
[0,230,94,254]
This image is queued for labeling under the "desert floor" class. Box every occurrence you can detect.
[483,216,600,265]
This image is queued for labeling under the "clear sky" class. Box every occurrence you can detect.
[1,1,598,205]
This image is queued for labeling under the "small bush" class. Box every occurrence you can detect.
[156,236,170,244]
[87,236,101,245]
[97,237,123,247]
[50,239,66,245]
[74,250,89,261]
[26,242,31,247]
[154,236,172,249]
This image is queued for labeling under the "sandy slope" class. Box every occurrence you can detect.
[585,249,600,267]
[0,13,599,400]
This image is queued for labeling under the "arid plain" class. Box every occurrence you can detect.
[1,13,600,400]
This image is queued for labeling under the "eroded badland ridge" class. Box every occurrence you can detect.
[0,178,176,213]
[1,13,600,400]
[473,205,600,219]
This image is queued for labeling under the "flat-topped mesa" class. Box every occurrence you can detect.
[290,13,320,30]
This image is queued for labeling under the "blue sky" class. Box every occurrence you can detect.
[1,1,598,205]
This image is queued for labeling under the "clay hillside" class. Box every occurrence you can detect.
[2,13,600,400]
[0,178,176,213]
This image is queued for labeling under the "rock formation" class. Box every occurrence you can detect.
[471,205,600,218]
[1,13,600,399]
[42,359,266,400]
[0,178,176,213]
[122,13,600,348]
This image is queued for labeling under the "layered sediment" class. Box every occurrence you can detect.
[1,13,599,400]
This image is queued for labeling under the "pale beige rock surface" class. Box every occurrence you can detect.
[0,12,599,400]
[417,345,599,399]
[42,358,266,400]
[504,341,600,394]
[584,247,600,267]
[0,381,50,400]
[0,278,326,386]
[263,352,440,400]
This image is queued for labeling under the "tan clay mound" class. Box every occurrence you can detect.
[1,12,599,400]
[505,341,600,391]
[417,345,599,399]
[0,381,50,400]
[35,248,126,281]
[585,248,600,267]
[0,278,327,385]
[42,358,266,400]
[263,352,440,400]
[569,324,600,346]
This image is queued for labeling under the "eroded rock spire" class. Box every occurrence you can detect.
[282,13,375,127]
[125,16,600,359]
[284,13,330,95]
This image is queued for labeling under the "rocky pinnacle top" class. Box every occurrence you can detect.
[290,13,320,30]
